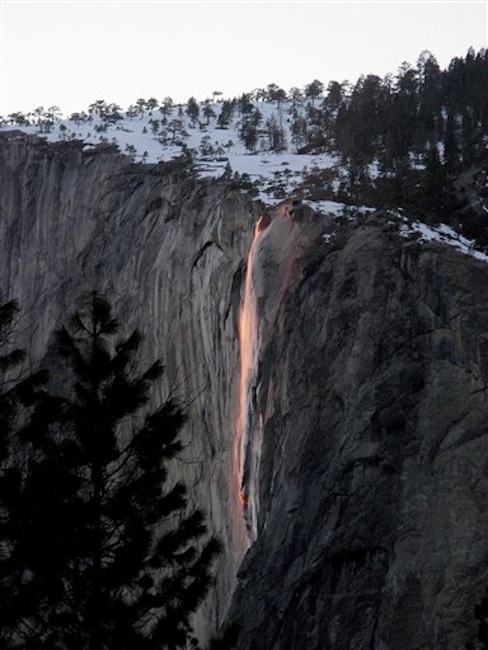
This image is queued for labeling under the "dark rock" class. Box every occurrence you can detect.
[1,132,488,649]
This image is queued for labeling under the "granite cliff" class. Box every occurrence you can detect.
[1,132,488,649]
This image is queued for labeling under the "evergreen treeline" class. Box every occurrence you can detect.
[2,47,487,243]
[318,48,488,236]
[226,48,488,239]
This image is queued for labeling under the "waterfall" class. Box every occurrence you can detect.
[233,216,267,545]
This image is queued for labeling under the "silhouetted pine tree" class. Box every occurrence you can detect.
[444,111,461,175]
[467,588,488,649]
[0,297,51,647]
[0,299,25,450]
[238,108,261,153]
[420,144,447,220]
[5,292,220,650]
[0,298,26,645]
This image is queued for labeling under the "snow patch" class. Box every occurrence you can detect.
[399,219,488,262]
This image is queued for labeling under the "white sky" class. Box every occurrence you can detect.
[0,0,487,116]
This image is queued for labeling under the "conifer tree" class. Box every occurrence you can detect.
[4,292,220,650]
[305,79,324,105]
[0,298,51,647]
[0,299,25,447]
[217,101,234,130]
[421,144,447,219]
[186,97,200,124]
[0,298,26,645]
[238,108,261,153]
[467,588,488,649]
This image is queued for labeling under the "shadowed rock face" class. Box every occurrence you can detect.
[0,133,259,637]
[2,133,488,649]
[227,215,488,649]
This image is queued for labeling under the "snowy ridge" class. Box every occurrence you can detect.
[2,97,487,263]
[0,99,342,209]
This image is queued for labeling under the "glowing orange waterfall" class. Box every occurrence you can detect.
[231,206,300,555]
[233,216,265,544]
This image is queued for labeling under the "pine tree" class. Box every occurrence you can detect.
[290,115,307,152]
[266,113,286,152]
[0,297,51,647]
[5,292,220,650]
[217,101,234,130]
[467,588,488,649]
[202,101,216,126]
[304,79,324,105]
[186,97,200,124]
[0,298,26,645]
[420,144,447,220]
[238,108,261,153]
[443,111,460,175]
[0,299,25,449]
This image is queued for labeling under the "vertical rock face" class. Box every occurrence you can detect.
[227,212,488,649]
[0,133,259,636]
[2,133,488,648]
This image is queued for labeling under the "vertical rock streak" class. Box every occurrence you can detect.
[234,217,265,544]
[233,210,299,546]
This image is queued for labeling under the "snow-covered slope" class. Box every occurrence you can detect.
[0,98,343,210]
[2,96,487,263]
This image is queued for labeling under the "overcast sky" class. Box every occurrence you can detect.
[1,0,487,116]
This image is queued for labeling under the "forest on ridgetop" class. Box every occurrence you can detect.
[3,48,488,245]
[231,47,488,243]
